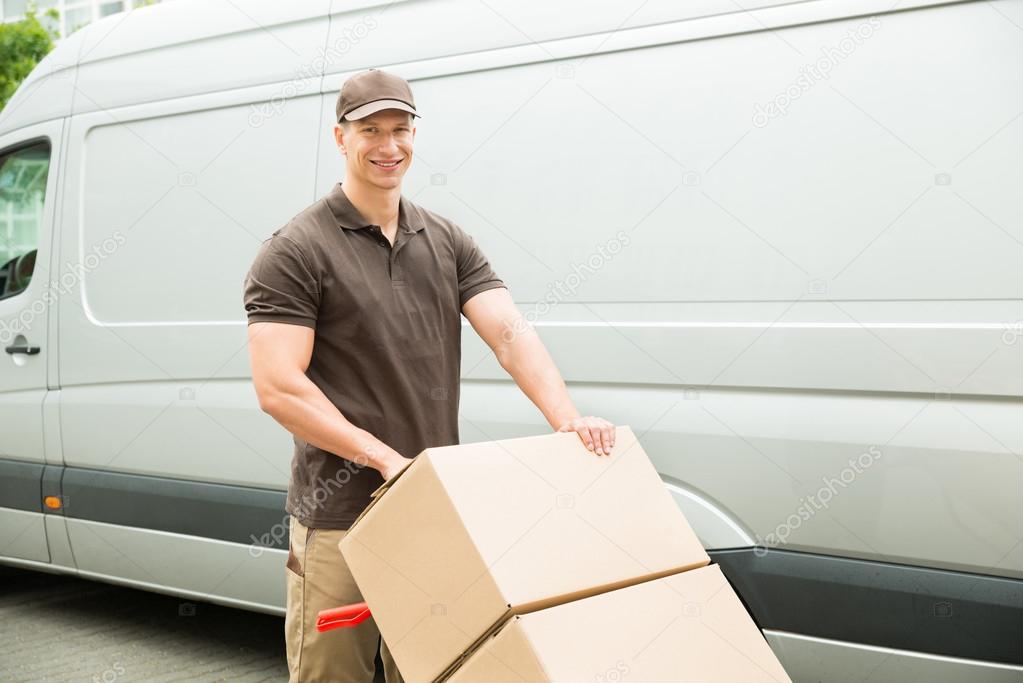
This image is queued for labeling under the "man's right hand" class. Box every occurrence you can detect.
[378,453,413,483]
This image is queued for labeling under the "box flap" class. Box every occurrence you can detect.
[509,564,792,682]
[511,564,695,615]
[345,452,418,531]
[433,606,516,683]
[441,616,550,683]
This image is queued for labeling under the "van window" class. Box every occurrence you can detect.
[0,141,50,301]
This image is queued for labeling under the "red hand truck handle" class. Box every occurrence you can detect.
[316,602,372,632]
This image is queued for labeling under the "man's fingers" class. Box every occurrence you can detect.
[593,424,603,454]
[560,418,616,456]
[579,427,596,452]
[599,427,612,455]
[589,425,607,456]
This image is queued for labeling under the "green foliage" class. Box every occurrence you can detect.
[0,5,60,112]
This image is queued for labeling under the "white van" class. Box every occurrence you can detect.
[1,0,1020,680]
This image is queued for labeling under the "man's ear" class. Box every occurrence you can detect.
[334,123,346,156]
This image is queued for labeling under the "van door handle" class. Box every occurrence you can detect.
[5,343,40,355]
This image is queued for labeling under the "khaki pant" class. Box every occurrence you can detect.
[285,515,404,683]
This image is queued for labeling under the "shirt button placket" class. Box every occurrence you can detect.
[391,232,410,282]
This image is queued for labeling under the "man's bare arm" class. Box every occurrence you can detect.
[462,287,615,456]
[247,321,410,481]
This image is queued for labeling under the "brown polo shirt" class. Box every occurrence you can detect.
[243,182,506,529]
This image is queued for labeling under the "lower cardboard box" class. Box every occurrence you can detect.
[440,564,793,683]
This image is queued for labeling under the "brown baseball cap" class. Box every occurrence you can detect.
[336,68,420,123]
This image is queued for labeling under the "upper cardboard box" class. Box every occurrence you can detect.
[340,425,710,683]
[444,563,793,683]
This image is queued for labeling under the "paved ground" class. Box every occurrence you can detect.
[1,566,290,682]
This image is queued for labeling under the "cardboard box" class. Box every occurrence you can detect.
[444,564,793,683]
[339,425,709,683]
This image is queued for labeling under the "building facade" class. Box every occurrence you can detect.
[1,0,169,39]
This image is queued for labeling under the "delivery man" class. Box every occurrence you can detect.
[243,68,616,683]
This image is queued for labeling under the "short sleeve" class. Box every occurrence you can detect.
[453,223,506,307]
[243,234,320,328]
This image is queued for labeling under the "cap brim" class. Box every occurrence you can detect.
[342,99,420,121]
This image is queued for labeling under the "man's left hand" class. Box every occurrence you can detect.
[557,416,616,456]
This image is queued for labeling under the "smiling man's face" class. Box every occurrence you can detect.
[335,109,415,191]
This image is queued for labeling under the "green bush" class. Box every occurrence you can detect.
[0,5,60,112]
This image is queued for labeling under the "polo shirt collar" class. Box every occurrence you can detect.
[326,182,425,234]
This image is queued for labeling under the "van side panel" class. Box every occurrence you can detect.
[319,0,1023,579]
[57,38,328,607]
[72,1,331,115]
